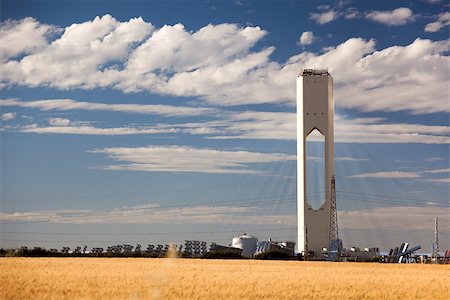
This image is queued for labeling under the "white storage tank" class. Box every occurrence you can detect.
[232,233,258,257]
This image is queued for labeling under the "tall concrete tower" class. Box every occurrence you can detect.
[297,69,334,258]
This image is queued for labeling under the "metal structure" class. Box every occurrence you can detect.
[329,175,338,242]
[232,233,258,257]
[254,240,296,257]
[297,68,335,258]
[387,243,421,263]
[434,217,439,262]
[327,175,341,261]
[183,240,207,257]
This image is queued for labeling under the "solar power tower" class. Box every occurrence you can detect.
[297,69,335,258]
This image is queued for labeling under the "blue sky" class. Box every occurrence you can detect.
[0,0,449,252]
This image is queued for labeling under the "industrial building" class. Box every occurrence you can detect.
[254,240,296,257]
[231,233,258,257]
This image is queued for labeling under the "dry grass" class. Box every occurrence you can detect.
[1,257,449,299]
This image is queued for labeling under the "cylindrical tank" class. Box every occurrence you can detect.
[232,233,258,257]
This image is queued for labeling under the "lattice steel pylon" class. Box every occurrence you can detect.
[434,217,439,263]
[327,175,341,261]
[329,175,338,242]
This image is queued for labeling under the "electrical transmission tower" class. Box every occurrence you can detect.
[434,217,439,263]
[329,175,338,241]
[327,175,341,261]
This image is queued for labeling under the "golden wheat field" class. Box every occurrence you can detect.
[1,258,449,299]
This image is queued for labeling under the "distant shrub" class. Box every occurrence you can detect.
[254,251,291,260]
[202,252,243,259]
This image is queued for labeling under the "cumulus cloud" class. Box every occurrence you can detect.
[0,98,216,117]
[425,12,450,32]
[90,145,296,174]
[310,10,339,24]
[0,16,449,114]
[347,171,421,179]
[299,31,315,45]
[0,17,57,62]
[1,112,16,121]
[366,7,415,26]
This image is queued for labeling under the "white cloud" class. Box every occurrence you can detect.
[20,123,177,136]
[425,12,450,32]
[423,168,450,174]
[209,112,450,144]
[1,15,153,90]
[366,7,415,26]
[2,205,448,235]
[0,98,216,117]
[425,157,443,162]
[344,8,360,19]
[310,10,339,24]
[90,145,296,174]
[3,101,448,144]
[1,112,16,121]
[299,31,314,45]
[339,206,449,231]
[0,17,57,62]
[347,171,421,179]
[427,178,450,183]
[335,157,369,162]
[48,117,71,126]
[0,203,296,226]
[0,17,449,115]
[334,115,450,144]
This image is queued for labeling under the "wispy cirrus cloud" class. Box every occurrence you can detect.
[4,107,448,144]
[20,123,177,136]
[90,145,296,174]
[347,171,422,179]
[423,168,450,174]
[0,203,294,225]
[208,112,450,144]
[2,205,447,233]
[339,206,449,230]
[348,168,450,182]
[427,178,450,183]
[0,98,215,117]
